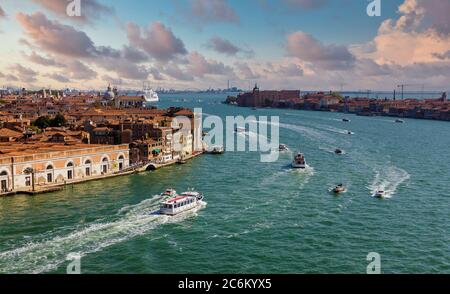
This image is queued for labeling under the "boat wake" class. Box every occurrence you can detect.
[368,166,410,199]
[0,196,206,274]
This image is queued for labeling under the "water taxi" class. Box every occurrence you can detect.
[210,145,225,154]
[342,118,351,122]
[335,149,344,155]
[291,152,306,169]
[159,190,205,216]
[395,119,405,123]
[279,144,289,152]
[332,184,346,194]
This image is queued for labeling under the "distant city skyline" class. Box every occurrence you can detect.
[0,0,449,91]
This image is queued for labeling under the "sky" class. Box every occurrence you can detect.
[0,0,449,91]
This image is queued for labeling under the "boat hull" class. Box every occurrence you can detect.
[291,163,306,169]
[160,201,206,216]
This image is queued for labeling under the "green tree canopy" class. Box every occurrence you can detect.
[33,116,51,129]
[51,113,66,127]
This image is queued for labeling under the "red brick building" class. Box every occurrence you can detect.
[237,84,300,108]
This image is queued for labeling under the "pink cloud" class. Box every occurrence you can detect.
[32,0,113,24]
[0,5,6,18]
[126,21,187,62]
[207,36,254,57]
[190,0,239,24]
[16,12,97,58]
[287,31,355,70]
[9,64,38,83]
[187,51,235,77]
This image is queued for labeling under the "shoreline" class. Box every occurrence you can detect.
[0,151,204,198]
[227,104,450,123]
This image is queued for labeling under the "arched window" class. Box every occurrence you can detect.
[46,165,54,183]
[118,155,125,171]
[102,158,108,174]
[0,171,8,192]
[85,160,92,165]
[67,162,74,167]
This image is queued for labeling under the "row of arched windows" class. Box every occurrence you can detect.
[42,156,125,171]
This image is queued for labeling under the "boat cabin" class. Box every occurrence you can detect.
[160,195,198,216]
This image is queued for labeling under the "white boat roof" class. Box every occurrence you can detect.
[181,191,200,196]
[162,195,193,205]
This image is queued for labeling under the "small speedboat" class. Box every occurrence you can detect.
[342,118,351,122]
[210,146,225,154]
[335,149,344,155]
[395,119,405,123]
[279,144,289,152]
[332,184,346,194]
[347,131,354,135]
[373,190,386,198]
[291,152,306,169]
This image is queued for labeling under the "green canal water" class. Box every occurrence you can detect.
[0,93,449,273]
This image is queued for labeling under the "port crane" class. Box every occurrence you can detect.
[397,84,424,100]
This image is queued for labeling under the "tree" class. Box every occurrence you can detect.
[51,113,66,127]
[33,116,51,129]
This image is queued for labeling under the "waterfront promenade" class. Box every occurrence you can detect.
[1,150,204,197]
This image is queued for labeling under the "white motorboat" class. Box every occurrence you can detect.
[159,190,205,216]
[291,152,306,169]
[373,190,386,198]
[332,184,346,194]
[210,145,225,154]
[395,119,405,123]
[279,144,289,152]
[335,149,344,155]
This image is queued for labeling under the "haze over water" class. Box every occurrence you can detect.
[0,93,449,274]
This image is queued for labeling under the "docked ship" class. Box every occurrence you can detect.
[142,83,159,103]
[291,152,306,169]
[159,190,205,216]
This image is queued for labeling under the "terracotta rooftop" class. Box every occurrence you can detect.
[0,127,23,138]
[0,142,126,158]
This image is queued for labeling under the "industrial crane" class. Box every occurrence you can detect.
[397,84,424,100]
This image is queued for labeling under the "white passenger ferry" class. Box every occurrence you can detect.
[159,190,205,216]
